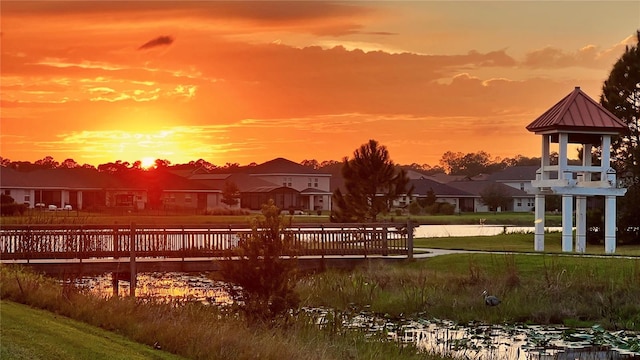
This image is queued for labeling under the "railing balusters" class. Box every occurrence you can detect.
[0,223,410,261]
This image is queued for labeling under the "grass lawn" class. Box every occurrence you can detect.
[414,232,640,256]
[0,300,185,360]
[395,212,562,226]
[1,210,562,227]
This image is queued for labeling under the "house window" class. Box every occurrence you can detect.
[308,178,312,188]
[24,194,31,202]
[314,178,318,188]
[283,177,292,187]
[520,182,525,190]
[517,201,522,207]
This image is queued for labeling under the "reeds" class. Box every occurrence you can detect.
[297,254,640,331]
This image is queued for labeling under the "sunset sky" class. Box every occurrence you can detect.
[1,1,639,168]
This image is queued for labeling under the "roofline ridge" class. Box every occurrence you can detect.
[576,89,628,128]
[554,87,581,125]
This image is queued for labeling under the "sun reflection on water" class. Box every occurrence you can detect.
[75,272,233,305]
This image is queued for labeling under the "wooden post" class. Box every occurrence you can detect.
[26,225,31,264]
[320,225,325,259]
[129,223,137,297]
[407,220,414,261]
[113,224,119,258]
[112,273,119,298]
[382,226,388,256]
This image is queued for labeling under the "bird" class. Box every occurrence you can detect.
[482,290,501,306]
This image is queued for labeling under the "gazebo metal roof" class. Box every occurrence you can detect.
[526,86,627,135]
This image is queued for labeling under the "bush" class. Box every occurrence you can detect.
[203,207,250,216]
[408,200,421,215]
[0,194,28,216]
[423,202,455,215]
[438,202,455,215]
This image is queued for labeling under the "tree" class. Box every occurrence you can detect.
[221,180,240,207]
[439,151,503,177]
[300,159,319,169]
[34,156,59,169]
[601,30,640,244]
[220,200,299,324]
[479,183,511,213]
[59,158,80,169]
[600,30,640,177]
[331,139,412,222]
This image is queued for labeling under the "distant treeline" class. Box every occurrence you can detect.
[1,151,563,178]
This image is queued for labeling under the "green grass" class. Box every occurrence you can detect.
[1,300,184,360]
[384,212,563,226]
[1,210,560,226]
[0,212,329,226]
[414,232,640,255]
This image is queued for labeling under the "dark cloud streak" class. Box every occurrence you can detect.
[138,36,174,50]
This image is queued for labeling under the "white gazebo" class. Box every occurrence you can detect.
[526,86,628,254]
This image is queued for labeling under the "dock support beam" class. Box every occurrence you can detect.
[129,223,137,297]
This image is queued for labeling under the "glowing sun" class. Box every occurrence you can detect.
[140,157,156,169]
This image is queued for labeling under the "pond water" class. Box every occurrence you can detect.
[414,225,562,238]
[75,272,232,305]
[75,272,639,359]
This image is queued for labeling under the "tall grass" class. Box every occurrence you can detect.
[0,265,450,360]
[297,255,640,331]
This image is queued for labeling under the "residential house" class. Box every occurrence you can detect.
[0,167,145,210]
[244,158,332,211]
[176,158,333,212]
[447,180,533,212]
[146,170,222,211]
[402,178,476,212]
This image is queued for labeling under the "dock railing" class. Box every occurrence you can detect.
[0,222,413,261]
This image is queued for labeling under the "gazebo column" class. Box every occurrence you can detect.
[534,194,545,251]
[605,196,617,254]
[601,135,611,180]
[575,195,587,253]
[575,144,590,253]
[561,193,573,252]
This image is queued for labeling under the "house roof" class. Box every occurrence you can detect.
[138,170,216,192]
[526,86,627,134]
[447,180,530,197]
[0,167,127,189]
[192,173,279,192]
[409,178,473,197]
[300,187,332,195]
[424,172,487,184]
[487,166,538,182]
[246,157,329,175]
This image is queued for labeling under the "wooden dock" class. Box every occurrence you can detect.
[1,222,414,295]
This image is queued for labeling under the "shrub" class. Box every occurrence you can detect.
[408,200,422,215]
[438,202,455,215]
[220,200,300,324]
